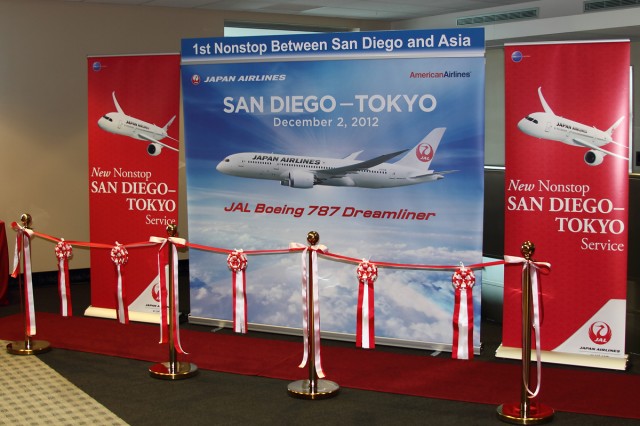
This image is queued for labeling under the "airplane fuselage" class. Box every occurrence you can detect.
[518,112,611,148]
[98,112,168,141]
[216,152,440,189]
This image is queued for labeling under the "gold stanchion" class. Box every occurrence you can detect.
[149,224,197,380]
[497,241,553,424]
[7,213,51,356]
[288,231,339,400]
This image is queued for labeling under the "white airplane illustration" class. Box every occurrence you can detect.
[97,92,179,156]
[216,128,452,189]
[517,87,627,166]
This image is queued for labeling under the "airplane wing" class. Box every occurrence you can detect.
[315,149,408,178]
[139,133,179,152]
[412,170,457,179]
[572,136,628,161]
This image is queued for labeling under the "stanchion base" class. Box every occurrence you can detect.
[287,379,340,400]
[149,361,198,380]
[497,402,554,424]
[6,340,51,355]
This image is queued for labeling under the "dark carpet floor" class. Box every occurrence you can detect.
[2,280,639,425]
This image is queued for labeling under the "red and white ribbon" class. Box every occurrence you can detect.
[110,242,129,324]
[54,239,73,317]
[356,259,377,349]
[227,250,248,334]
[11,222,36,336]
[451,263,475,360]
[290,242,327,378]
[150,236,187,354]
[505,255,551,398]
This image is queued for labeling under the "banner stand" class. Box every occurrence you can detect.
[497,242,553,424]
[6,214,51,356]
[149,225,197,380]
[287,231,339,400]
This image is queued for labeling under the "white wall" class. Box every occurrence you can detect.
[0,0,387,271]
[393,0,640,167]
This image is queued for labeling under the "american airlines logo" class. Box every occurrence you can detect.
[415,143,434,162]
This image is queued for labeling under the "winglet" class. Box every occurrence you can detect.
[538,87,554,115]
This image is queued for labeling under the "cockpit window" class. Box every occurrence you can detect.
[102,115,113,122]
[525,116,538,124]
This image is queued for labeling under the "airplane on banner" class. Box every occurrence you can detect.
[517,87,628,166]
[97,92,179,156]
[216,127,453,189]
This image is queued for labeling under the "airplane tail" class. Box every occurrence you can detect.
[112,91,124,114]
[163,115,176,131]
[606,116,624,135]
[394,128,445,170]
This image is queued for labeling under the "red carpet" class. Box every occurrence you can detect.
[2,312,639,419]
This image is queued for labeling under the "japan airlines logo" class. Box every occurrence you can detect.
[191,74,201,85]
[415,143,434,162]
[588,321,612,345]
[152,283,161,303]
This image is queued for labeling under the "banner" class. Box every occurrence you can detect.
[502,41,630,367]
[87,54,180,321]
[181,29,485,349]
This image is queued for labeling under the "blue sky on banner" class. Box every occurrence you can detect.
[181,29,485,345]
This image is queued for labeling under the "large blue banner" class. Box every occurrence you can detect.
[181,29,485,350]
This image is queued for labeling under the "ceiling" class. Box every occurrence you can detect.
[64,0,640,43]
[64,0,542,21]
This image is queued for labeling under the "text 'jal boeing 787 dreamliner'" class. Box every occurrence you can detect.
[97,92,179,156]
[517,87,628,166]
[216,127,453,189]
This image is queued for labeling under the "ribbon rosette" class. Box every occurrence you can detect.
[110,242,129,324]
[11,222,36,336]
[451,264,475,360]
[54,239,73,317]
[356,259,378,349]
[227,250,248,334]
[290,242,328,378]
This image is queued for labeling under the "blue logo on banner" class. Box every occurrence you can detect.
[511,51,523,63]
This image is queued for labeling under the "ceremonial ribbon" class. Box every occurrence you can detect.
[451,263,475,360]
[356,259,377,349]
[227,250,248,334]
[110,242,129,324]
[54,239,73,317]
[290,242,327,379]
[150,236,187,354]
[504,255,551,398]
[11,222,36,336]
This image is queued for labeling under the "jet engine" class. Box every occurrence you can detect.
[281,170,315,188]
[147,143,163,156]
[584,149,605,166]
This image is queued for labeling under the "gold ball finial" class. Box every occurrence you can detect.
[306,231,319,246]
[20,213,32,229]
[521,241,535,260]
[166,223,178,237]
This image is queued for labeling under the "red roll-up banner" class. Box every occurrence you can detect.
[87,54,180,322]
[501,41,630,369]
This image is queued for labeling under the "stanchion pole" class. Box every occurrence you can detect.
[149,224,197,380]
[288,231,339,400]
[497,241,553,424]
[7,213,51,355]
